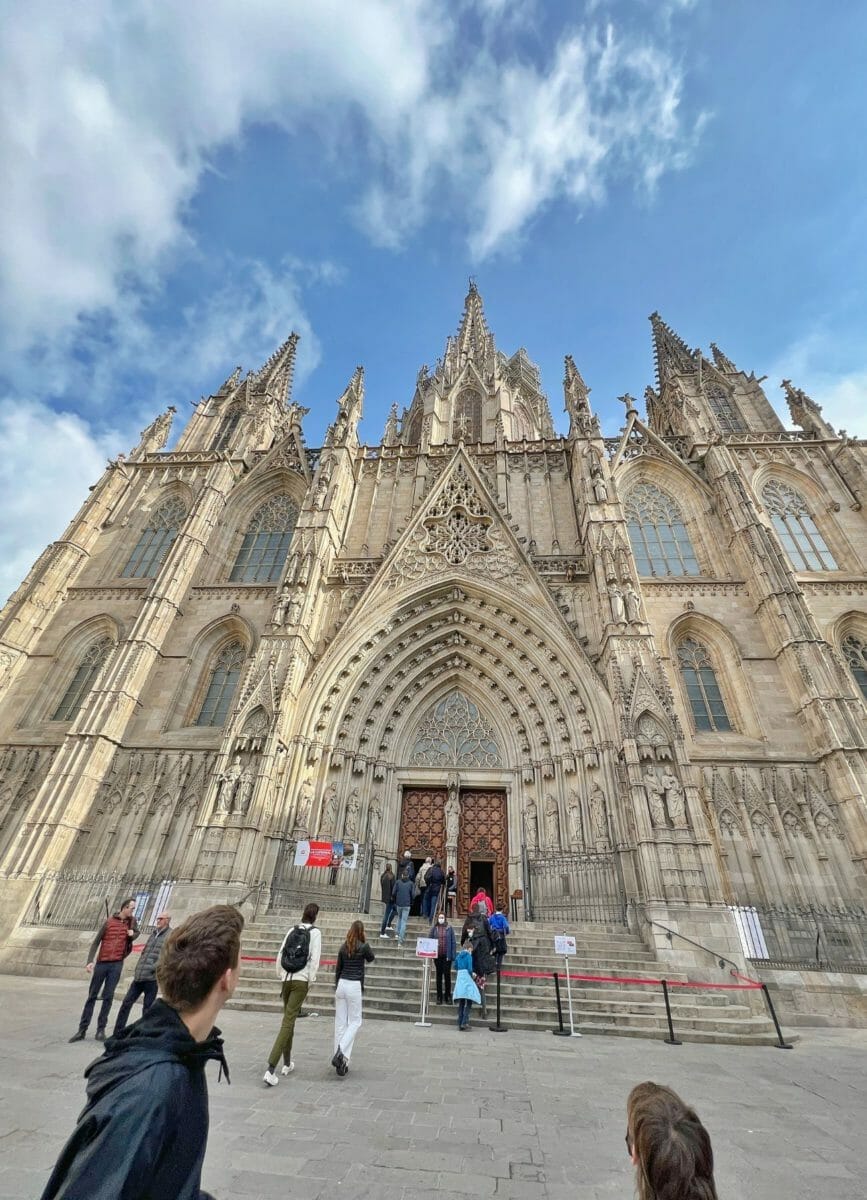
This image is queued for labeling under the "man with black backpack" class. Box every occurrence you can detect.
[263,902,322,1086]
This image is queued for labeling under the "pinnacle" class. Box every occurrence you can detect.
[649,312,697,386]
[255,331,299,404]
[709,342,737,373]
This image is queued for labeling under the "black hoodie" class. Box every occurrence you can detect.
[40,999,228,1200]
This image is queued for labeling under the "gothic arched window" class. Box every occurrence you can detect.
[842,634,867,700]
[212,409,241,452]
[624,483,700,577]
[762,480,837,571]
[403,408,423,445]
[121,497,187,578]
[195,641,245,726]
[51,637,114,721]
[512,403,533,441]
[410,691,501,767]
[677,638,732,732]
[453,390,482,442]
[705,385,745,434]
[229,495,297,583]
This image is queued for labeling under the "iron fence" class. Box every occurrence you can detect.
[24,871,177,931]
[729,902,867,973]
[268,840,371,915]
[524,849,627,925]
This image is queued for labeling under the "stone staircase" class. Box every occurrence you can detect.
[229,911,781,1045]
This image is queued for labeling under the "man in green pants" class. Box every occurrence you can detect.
[263,902,322,1086]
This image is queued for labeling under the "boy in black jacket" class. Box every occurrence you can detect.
[41,904,243,1200]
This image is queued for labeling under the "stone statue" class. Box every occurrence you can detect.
[319,783,337,834]
[368,794,382,837]
[589,783,608,847]
[274,584,292,625]
[444,787,460,846]
[295,777,313,829]
[544,794,561,849]
[643,767,667,827]
[217,755,243,814]
[609,584,625,624]
[566,791,583,845]
[661,769,687,828]
[591,463,608,503]
[238,770,255,814]
[624,582,642,624]
[524,797,538,851]
[344,789,361,839]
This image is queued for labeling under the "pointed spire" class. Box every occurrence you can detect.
[563,355,598,437]
[781,379,835,437]
[649,312,697,386]
[383,402,399,446]
[448,279,496,374]
[326,366,364,447]
[255,331,299,405]
[217,365,242,395]
[129,405,177,460]
[709,342,737,373]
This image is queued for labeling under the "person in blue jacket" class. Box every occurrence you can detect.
[428,911,456,1004]
[453,937,481,1030]
[39,904,243,1200]
[488,902,510,971]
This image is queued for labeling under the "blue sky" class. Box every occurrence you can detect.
[1,1,866,601]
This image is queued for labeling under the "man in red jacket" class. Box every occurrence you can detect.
[69,897,139,1043]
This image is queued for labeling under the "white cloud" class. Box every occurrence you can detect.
[765,329,867,437]
[0,1,701,355]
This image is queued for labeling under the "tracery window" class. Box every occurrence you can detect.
[403,408,423,445]
[624,483,700,577]
[229,495,297,583]
[705,385,745,434]
[453,390,482,442]
[842,634,867,700]
[512,403,533,441]
[195,641,245,727]
[762,480,837,571]
[121,497,187,578]
[676,638,732,733]
[52,637,114,721]
[212,409,241,452]
[410,691,501,767]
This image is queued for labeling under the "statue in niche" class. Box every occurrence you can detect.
[524,797,539,851]
[608,584,625,624]
[217,755,243,814]
[444,781,461,847]
[624,581,642,624]
[274,584,292,625]
[319,783,338,834]
[566,791,583,845]
[295,777,313,830]
[544,794,561,849]
[344,789,361,839]
[238,771,255,814]
[590,461,608,503]
[642,766,667,828]
[661,769,687,828]
[589,783,608,847]
[369,794,382,838]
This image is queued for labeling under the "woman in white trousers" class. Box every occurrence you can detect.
[332,920,375,1077]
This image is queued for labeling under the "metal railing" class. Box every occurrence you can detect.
[524,849,627,925]
[267,841,371,915]
[729,902,867,973]
[24,871,176,931]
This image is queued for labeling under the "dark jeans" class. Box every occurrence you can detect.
[457,999,473,1029]
[78,960,124,1033]
[113,979,158,1034]
[380,901,396,934]
[422,887,439,921]
[434,958,452,1002]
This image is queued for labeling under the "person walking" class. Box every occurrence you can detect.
[445,867,457,917]
[453,938,480,1031]
[470,885,494,916]
[414,856,432,917]
[69,897,139,1043]
[263,902,322,1086]
[331,920,375,1077]
[112,912,171,1035]
[378,863,396,938]
[461,903,496,1014]
[428,911,455,1004]
[423,859,445,921]
[488,902,510,972]
[626,1081,718,1199]
[392,868,414,947]
[40,905,243,1200]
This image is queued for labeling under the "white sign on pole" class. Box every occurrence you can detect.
[416,937,438,958]
[554,934,577,956]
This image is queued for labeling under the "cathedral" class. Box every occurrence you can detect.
[0,283,864,976]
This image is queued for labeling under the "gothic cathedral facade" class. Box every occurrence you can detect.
[0,285,864,958]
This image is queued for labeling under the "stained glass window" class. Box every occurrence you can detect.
[705,384,745,433]
[624,483,700,576]
[213,409,241,452]
[762,480,837,571]
[195,641,245,727]
[121,497,187,578]
[52,637,114,721]
[230,495,297,583]
[453,390,482,442]
[677,638,732,732]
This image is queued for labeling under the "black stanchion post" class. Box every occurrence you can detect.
[661,980,681,1046]
[489,965,508,1033]
[761,983,793,1049]
[552,971,570,1036]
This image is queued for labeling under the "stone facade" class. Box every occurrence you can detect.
[0,287,865,969]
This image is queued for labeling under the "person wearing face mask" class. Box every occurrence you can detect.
[428,911,456,1005]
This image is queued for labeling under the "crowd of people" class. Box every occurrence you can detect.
[43,879,721,1199]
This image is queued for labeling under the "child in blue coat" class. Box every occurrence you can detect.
[453,941,481,1030]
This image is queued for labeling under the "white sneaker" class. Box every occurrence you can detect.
[281,1062,295,1076]
[263,1070,279,1087]
[379,933,388,939]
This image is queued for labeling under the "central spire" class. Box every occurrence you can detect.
[442,279,497,378]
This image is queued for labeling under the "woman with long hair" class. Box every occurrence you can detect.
[331,920,375,1077]
[626,1081,718,1200]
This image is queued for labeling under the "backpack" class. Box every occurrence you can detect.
[280,925,311,975]
[491,927,507,956]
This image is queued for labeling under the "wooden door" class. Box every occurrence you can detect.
[398,787,447,866]
[457,788,508,917]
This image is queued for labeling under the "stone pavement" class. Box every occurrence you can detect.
[2,974,865,1200]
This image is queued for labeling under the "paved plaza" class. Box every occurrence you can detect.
[2,974,865,1200]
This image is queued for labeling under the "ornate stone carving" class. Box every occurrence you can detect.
[410,691,501,768]
[319,783,337,834]
[544,793,561,849]
[642,766,667,827]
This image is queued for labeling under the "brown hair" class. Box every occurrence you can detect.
[301,902,320,924]
[156,905,244,1012]
[345,920,366,957]
[627,1082,717,1200]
